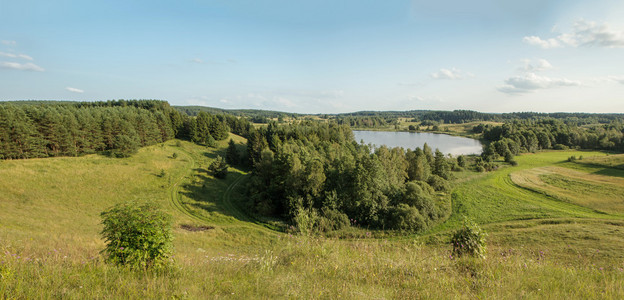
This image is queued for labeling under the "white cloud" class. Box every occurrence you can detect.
[0,51,34,61]
[273,97,297,108]
[431,68,473,80]
[521,58,553,72]
[524,20,624,49]
[498,73,581,94]
[522,36,562,49]
[65,87,84,93]
[192,58,204,64]
[1,40,16,46]
[0,61,44,72]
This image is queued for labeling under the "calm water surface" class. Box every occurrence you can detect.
[353,131,483,156]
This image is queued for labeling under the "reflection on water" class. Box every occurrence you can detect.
[353,131,483,156]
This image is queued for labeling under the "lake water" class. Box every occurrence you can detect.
[353,131,483,156]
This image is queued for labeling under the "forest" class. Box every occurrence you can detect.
[245,121,459,232]
[479,118,624,152]
[3,100,624,232]
[0,100,250,159]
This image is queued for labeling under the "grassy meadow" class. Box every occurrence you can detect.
[1,139,624,298]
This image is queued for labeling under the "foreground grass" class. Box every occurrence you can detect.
[2,233,623,299]
[1,144,624,298]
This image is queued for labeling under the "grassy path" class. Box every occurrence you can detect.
[166,142,279,235]
[431,151,624,234]
[167,144,205,223]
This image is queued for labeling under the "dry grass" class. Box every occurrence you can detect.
[1,144,624,298]
[510,166,624,214]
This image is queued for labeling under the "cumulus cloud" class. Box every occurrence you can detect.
[431,68,473,80]
[0,51,34,61]
[522,36,562,49]
[65,87,84,93]
[0,61,44,72]
[524,20,624,49]
[1,40,16,46]
[498,73,581,94]
[521,58,553,72]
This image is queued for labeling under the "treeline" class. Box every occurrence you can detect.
[335,116,398,128]
[245,121,461,232]
[0,100,253,159]
[175,105,298,120]
[479,119,624,153]
[332,110,624,126]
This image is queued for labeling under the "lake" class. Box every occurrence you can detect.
[353,130,483,156]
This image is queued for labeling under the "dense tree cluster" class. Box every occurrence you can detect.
[175,105,297,120]
[0,102,176,159]
[0,100,253,159]
[480,119,624,153]
[246,121,457,232]
[335,116,398,128]
[331,110,624,127]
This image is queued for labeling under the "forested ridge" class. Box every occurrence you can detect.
[333,109,624,126]
[479,118,624,153]
[0,100,252,159]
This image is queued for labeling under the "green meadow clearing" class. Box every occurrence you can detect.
[1,138,623,299]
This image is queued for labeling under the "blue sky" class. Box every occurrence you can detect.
[1,0,624,113]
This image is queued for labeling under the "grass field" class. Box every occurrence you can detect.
[1,141,624,298]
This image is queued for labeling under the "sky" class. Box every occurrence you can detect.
[1,0,624,114]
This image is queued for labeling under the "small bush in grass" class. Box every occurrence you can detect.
[100,201,173,270]
[450,218,487,258]
[208,155,229,179]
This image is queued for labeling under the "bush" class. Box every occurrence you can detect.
[100,201,173,269]
[450,218,487,258]
[317,208,350,232]
[386,204,427,232]
[208,155,228,179]
[428,175,450,192]
[554,144,569,150]
[293,207,319,236]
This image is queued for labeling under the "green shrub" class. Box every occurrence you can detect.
[208,155,228,179]
[318,208,350,232]
[428,175,450,192]
[293,207,319,236]
[387,204,427,232]
[450,218,487,258]
[554,144,569,150]
[100,201,173,270]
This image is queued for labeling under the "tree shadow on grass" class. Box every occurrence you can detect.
[178,171,247,221]
[203,149,226,160]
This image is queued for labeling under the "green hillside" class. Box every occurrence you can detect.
[1,141,623,298]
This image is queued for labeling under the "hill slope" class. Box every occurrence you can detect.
[1,143,623,298]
